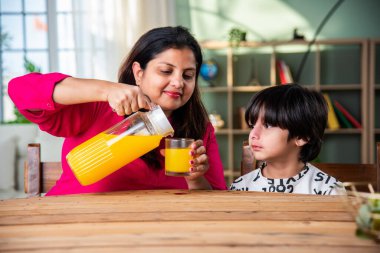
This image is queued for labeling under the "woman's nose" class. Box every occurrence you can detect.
[170,74,184,88]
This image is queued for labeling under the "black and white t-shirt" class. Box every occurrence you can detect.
[230,163,344,195]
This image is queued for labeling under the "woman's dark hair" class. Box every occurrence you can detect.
[245,84,328,163]
[118,26,209,168]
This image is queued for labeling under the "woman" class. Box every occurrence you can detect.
[9,26,227,195]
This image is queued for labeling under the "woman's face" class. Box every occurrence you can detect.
[133,48,197,117]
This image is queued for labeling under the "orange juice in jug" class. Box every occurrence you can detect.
[66,105,173,185]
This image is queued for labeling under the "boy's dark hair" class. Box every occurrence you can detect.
[245,84,328,163]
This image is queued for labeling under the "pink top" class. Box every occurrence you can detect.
[8,73,227,195]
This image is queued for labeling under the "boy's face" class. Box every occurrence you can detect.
[248,114,303,163]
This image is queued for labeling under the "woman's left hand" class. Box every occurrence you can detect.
[185,140,212,189]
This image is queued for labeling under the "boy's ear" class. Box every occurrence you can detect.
[295,137,308,147]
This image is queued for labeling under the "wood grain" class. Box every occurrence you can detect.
[0,190,379,252]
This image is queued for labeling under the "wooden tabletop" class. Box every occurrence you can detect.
[0,190,379,252]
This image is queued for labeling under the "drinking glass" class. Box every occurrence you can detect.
[165,138,194,176]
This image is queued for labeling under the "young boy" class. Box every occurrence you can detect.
[230,84,344,195]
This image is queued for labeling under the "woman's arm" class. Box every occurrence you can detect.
[54,77,150,115]
[186,175,212,190]
[9,73,150,114]
[8,73,151,137]
[184,123,227,190]
[53,77,112,105]
[185,139,212,190]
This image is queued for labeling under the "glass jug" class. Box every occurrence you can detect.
[66,104,174,186]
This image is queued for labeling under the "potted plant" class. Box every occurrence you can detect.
[228,28,247,47]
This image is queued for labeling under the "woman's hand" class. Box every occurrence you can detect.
[107,83,151,116]
[185,140,212,190]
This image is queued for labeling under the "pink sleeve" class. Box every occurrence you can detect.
[8,72,70,111]
[8,72,96,137]
[203,123,227,190]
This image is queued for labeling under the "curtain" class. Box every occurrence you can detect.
[71,0,176,81]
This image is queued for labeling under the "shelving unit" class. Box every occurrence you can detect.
[200,39,369,185]
[369,39,380,163]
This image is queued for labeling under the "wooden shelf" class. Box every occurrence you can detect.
[325,129,362,134]
[319,84,362,90]
[200,87,229,92]
[201,38,370,186]
[369,39,380,162]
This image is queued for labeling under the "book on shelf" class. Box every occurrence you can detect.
[333,103,353,128]
[239,107,249,130]
[323,93,340,130]
[333,100,362,129]
[282,61,294,83]
[276,60,293,84]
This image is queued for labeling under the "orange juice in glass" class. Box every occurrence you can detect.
[165,138,194,176]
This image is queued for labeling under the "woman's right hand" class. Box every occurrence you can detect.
[107,83,151,116]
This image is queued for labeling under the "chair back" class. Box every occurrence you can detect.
[311,162,377,191]
[24,143,62,197]
[240,142,380,192]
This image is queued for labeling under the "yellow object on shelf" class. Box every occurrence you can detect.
[323,93,340,130]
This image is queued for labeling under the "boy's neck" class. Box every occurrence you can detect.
[261,161,306,179]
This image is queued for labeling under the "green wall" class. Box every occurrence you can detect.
[175,0,380,41]
[175,0,380,165]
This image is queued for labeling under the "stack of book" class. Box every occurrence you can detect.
[323,93,362,130]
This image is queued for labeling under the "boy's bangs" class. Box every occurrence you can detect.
[246,94,281,127]
[263,102,281,127]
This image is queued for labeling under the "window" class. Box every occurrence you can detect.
[1,0,165,122]
[0,0,75,122]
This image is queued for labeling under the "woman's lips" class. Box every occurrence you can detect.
[164,91,182,98]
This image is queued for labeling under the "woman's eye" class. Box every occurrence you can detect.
[183,73,194,80]
[161,70,172,75]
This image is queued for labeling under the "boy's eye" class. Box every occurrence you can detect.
[264,123,272,128]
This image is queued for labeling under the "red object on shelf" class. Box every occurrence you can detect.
[276,60,287,84]
[333,100,362,129]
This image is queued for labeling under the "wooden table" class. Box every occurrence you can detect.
[0,190,379,252]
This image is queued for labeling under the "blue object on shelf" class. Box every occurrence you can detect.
[200,59,218,81]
